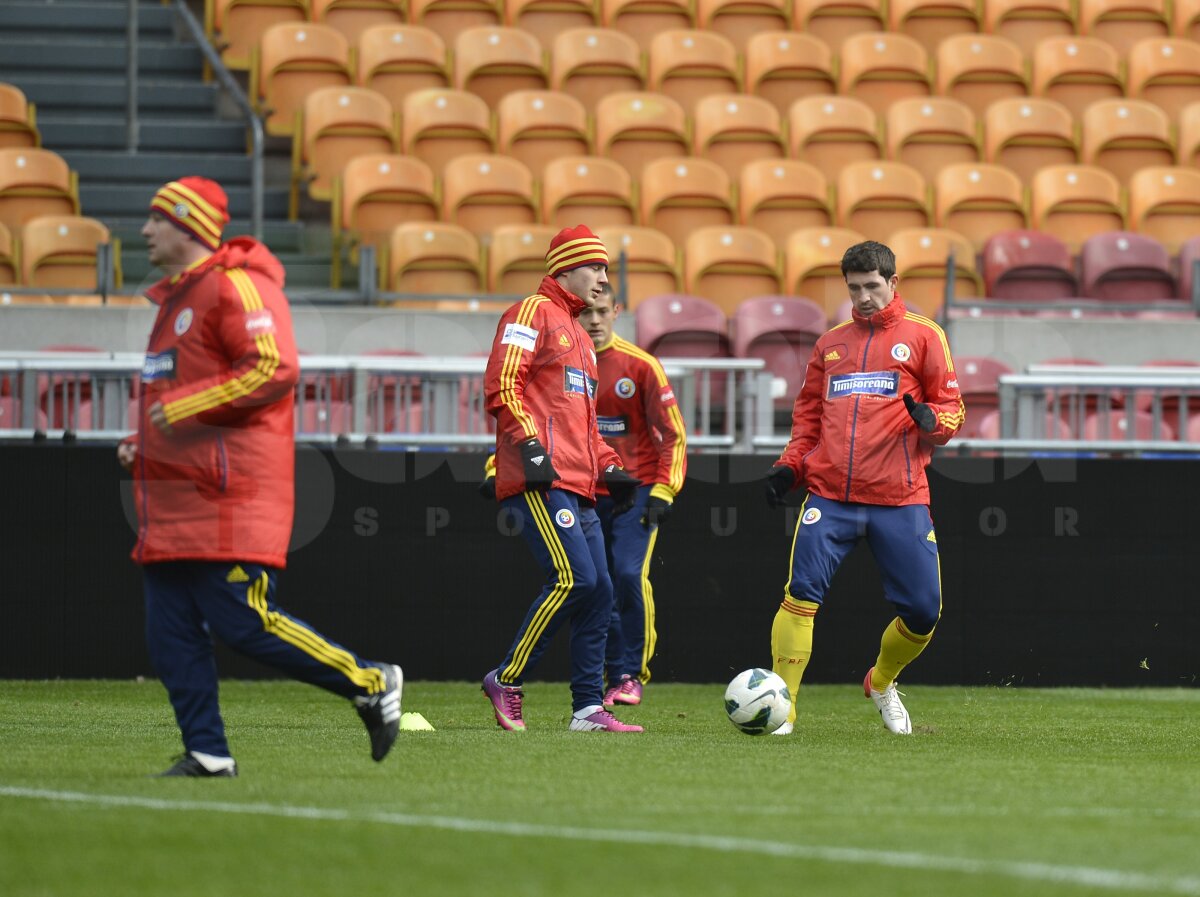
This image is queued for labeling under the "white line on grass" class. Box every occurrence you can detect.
[3,786,1199,896]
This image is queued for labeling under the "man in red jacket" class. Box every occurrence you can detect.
[763,241,964,736]
[118,177,403,776]
[481,225,643,733]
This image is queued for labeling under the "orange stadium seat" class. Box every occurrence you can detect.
[440,154,538,237]
[953,355,1014,437]
[838,32,931,116]
[981,229,1078,300]
[1080,99,1174,185]
[732,295,826,406]
[310,0,406,44]
[1175,0,1200,40]
[540,155,636,228]
[254,23,353,138]
[400,88,494,177]
[743,32,836,115]
[333,153,438,252]
[550,28,645,110]
[409,0,502,44]
[1078,0,1169,54]
[934,34,1028,119]
[1030,164,1125,250]
[889,0,981,54]
[934,162,1027,250]
[784,226,867,313]
[697,0,789,53]
[497,90,591,181]
[505,0,599,49]
[836,160,931,237]
[787,94,882,181]
[0,83,38,149]
[640,157,736,249]
[487,223,560,293]
[20,215,112,291]
[1127,167,1200,253]
[1079,230,1176,302]
[357,25,451,114]
[647,30,741,117]
[634,292,731,360]
[983,97,1078,184]
[454,26,548,108]
[792,0,885,49]
[387,222,484,294]
[0,220,16,284]
[1181,101,1200,168]
[1125,38,1200,121]
[1031,36,1124,121]
[596,225,682,308]
[684,225,782,315]
[209,0,306,71]
[602,0,695,52]
[739,159,833,247]
[295,86,397,210]
[594,91,690,180]
[886,226,982,317]
[692,94,785,180]
[885,96,981,184]
[982,0,1075,57]
[0,148,79,233]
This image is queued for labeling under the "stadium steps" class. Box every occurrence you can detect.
[0,0,337,292]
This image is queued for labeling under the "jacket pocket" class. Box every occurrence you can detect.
[215,434,228,493]
[546,415,555,459]
[899,430,913,489]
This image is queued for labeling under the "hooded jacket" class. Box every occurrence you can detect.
[128,237,299,566]
[776,296,964,506]
[485,275,622,501]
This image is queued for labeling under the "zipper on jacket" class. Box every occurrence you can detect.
[216,434,228,492]
[844,322,875,501]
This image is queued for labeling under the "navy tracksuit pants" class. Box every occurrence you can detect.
[143,561,386,757]
[497,489,612,712]
[597,485,658,684]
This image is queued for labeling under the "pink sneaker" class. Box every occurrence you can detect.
[612,677,642,706]
[481,668,526,731]
[568,708,643,732]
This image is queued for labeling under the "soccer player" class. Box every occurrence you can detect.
[578,283,687,708]
[763,241,964,735]
[119,177,403,776]
[480,225,643,733]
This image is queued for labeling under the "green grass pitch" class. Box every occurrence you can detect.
[2,680,1198,897]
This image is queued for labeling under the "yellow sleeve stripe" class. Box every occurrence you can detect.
[828,319,854,332]
[162,269,281,424]
[938,399,966,429]
[497,294,546,439]
[665,403,687,493]
[612,337,672,389]
[904,312,955,373]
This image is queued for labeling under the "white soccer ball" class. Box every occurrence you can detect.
[724,668,791,735]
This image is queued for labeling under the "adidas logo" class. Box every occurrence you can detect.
[824,349,841,361]
[226,565,249,583]
[531,455,544,466]
[926,530,937,543]
[559,334,570,347]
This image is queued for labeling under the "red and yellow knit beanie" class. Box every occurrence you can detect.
[149,177,229,250]
[545,225,609,278]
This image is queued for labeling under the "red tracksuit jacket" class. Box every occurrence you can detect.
[593,335,687,500]
[129,237,299,567]
[776,296,964,506]
[485,276,622,501]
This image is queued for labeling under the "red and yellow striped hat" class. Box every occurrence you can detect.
[546,225,609,278]
[149,177,229,250]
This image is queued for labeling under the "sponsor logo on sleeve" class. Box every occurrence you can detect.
[615,377,636,398]
[946,378,959,389]
[142,349,178,381]
[597,415,629,436]
[660,389,675,403]
[564,366,597,398]
[891,343,912,362]
[244,309,276,335]
[555,509,576,528]
[501,322,539,351]
[826,371,900,399]
[173,308,193,336]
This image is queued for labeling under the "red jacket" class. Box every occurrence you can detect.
[593,335,687,501]
[776,296,964,506]
[129,237,299,566]
[485,276,622,501]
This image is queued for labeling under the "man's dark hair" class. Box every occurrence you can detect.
[598,281,623,308]
[841,241,896,280]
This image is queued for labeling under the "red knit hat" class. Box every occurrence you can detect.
[149,177,229,250]
[545,225,609,278]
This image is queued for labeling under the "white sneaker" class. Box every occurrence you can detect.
[863,667,911,735]
[770,720,793,736]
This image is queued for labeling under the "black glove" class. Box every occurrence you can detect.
[903,393,937,433]
[478,476,496,500]
[520,437,559,489]
[604,464,642,516]
[764,465,796,509]
[641,495,673,530]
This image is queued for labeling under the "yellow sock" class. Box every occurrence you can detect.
[871,617,934,692]
[771,599,819,724]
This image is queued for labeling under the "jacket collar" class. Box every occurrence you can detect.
[538,274,587,317]
[852,294,908,329]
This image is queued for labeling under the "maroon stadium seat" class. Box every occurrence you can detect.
[732,295,825,407]
[982,229,1077,301]
[953,355,1014,438]
[635,293,732,406]
[1079,231,1176,303]
[1083,409,1174,441]
[1179,235,1200,304]
[977,408,1071,439]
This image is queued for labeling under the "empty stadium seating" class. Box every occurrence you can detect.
[597,225,683,308]
[743,32,836,114]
